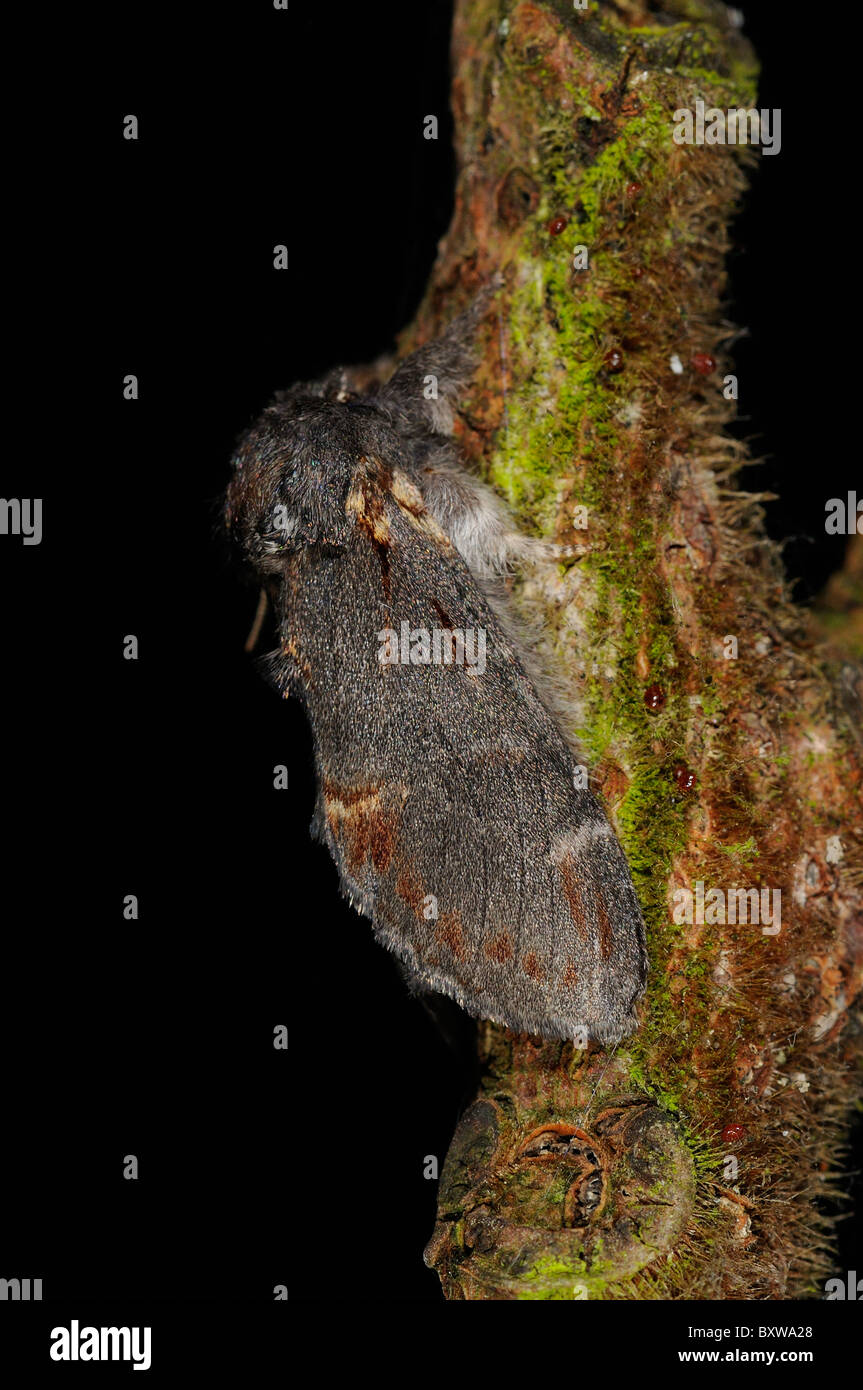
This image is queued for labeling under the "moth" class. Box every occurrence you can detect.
[225,283,647,1045]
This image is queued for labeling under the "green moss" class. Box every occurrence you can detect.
[717,836,759,862]
[524,1254,586,1280]
[482,45,748,1124]
[432,0,809,1302]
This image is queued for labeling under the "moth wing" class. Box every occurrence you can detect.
[306,470,646,1045]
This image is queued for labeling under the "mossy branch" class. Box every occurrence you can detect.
[396,0,861,1300]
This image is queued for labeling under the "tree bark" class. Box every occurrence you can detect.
[399,0,862,1299]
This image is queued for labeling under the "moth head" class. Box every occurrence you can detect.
[225,280,499,574]
[225,391,404,573]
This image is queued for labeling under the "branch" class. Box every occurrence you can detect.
[401,0,863,1300]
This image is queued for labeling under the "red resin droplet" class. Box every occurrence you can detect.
[644,683,666,712]
[604,348,624,373]
[547,215,567,236]
[721,1124,746,1144]
[673,765,696,792]
[692,352,717,376]
[625,181,643,197]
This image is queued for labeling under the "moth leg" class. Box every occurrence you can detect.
[378,275,503,435]
[258,642,303,700]
[419,462,553,578]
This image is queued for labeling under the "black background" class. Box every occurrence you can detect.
[2,0,859,1322]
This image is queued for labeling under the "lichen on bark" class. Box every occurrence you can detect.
[397,0,861,1299]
